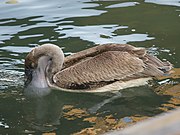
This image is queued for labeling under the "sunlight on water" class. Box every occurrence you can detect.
[145,0,180,7]
[0,0,104,20]
[106,2,139,8]
[0,46,32,53]
[57,25,154,44]
[0,69,24,89]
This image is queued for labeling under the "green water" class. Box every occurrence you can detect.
[0,0,179,134]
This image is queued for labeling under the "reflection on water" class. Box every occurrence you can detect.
[15,86,170,134]
[24,91,63,133]
[0,0,180,134]
[145,0,180,7]
[58,24,154,44]
[0,0,105,42]
[105,2,139,8]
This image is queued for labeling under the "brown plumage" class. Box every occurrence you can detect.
[25,43,173,92]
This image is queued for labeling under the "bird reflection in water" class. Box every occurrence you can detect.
[23,87,63,133]
[22,84,173,134]
[23,85,123,133]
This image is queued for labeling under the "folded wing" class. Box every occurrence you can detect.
[53,44,172,90]
[54,51,144,89]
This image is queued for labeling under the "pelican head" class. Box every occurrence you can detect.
[25,43,64,89]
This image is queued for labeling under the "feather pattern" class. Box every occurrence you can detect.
[53,44,172,89]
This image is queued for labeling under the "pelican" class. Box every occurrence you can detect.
[25,43,172,93]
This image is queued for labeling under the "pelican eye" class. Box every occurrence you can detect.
[49,57,53,61]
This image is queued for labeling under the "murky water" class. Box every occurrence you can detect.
[0,0,180,134]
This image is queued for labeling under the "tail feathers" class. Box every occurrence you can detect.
[144,55,173,77]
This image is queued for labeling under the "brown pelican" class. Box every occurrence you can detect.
[25,43,172,93]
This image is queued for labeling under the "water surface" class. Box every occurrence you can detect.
[0,0,180,134]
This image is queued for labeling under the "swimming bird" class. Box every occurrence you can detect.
[25,43,172,93]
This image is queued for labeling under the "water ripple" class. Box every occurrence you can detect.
[106,2,139,8]
[57,24,154,44]
[0,46,32,53]
[0,0,106,42]
[145,0,180,7]
[0,0,105,20]
[0,69,24,90]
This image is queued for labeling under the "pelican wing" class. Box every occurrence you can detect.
[53,51,145,89]
[62,44,145,69]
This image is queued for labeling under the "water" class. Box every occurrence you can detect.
[0,0,180,134]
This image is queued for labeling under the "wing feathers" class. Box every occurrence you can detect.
[143,55,173,76]
[63,44,146,69]
[54,51,144,88]
[53,44,173,89]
